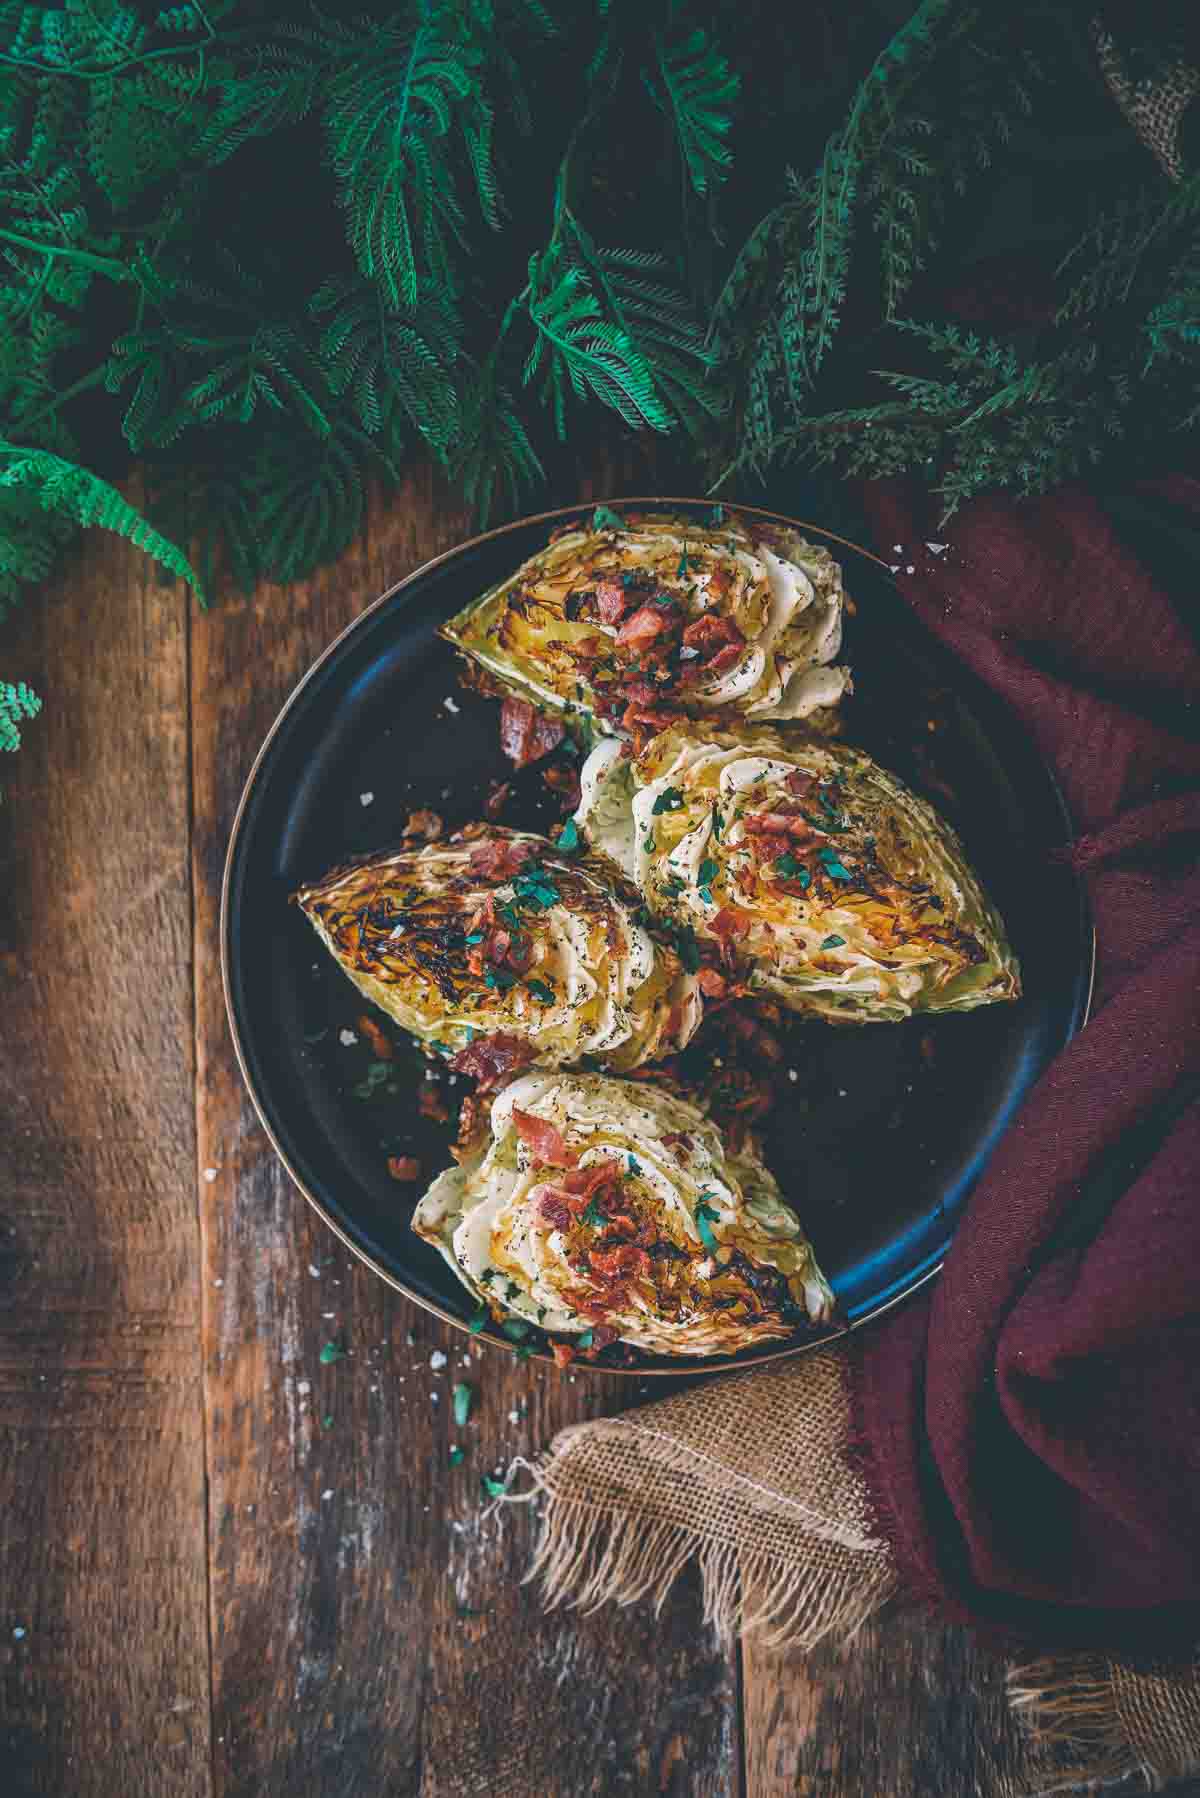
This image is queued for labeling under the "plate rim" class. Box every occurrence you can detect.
[221,495,1097,1377]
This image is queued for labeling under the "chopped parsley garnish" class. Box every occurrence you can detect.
[774,853,803,878]
[468,1306,488,1334]
[480,1473,507,1498]
[627,1153,642,1176]
[484,967,516,990]
[821,934,846,949]
[556,817,580,854]
[707,503,725,526]
[514,1343,536,1361]
[465,931,485,944]
[452,1382,473,1428]
[695,1197,721,1253]
[501,1317,531,1341]
[526,978,556,1004]
[698,886,714,905]
[576,1330,595,1349]
[322,1413,334,1429]
[676,550,690,578]
[712,808,724,838]
[592,505,625,532]
[663,873,686,897]
[818,847,852,881]
[449,1446,465,1466]
[352,1061,392,1100]
[580,1196,605,1228]
[505,1280,521,1300]
[651,787,685,815]
[513,868,561,910]
[642,832,655,853]
[479,1268,497,1285]
[673,925,701,973]
[697,857,719,886]
[319,1338,346,1365]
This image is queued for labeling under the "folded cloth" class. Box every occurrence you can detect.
[521,478,1200,1791]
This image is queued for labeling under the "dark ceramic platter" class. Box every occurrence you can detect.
[222,499,1094,1375]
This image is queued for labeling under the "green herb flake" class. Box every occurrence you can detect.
[514,1342,537,1361]
[674,926,701,973]
[576,1330,594,1349]
[319,1338,346,1365]
[627,1153,642,1176]
[821,934,847,949]
[592,505,625,533]
[480,1473,507,1499]
[484,967,516,991]
[452,1382,473,1427]
[322,1413,334,1429]
[465,931,485,945]
[695,1197,721,1253]
[556,817,580,854]
[676,550,690,577]
[818,848,853,881]
[449,1446,465,1466]
[707,504,725,526]
[651,786,685,815]
[501,1317,531,1341]
[526,977,556,1004]
[580,1196,605,1229]
[711,809,724,838]
[697,857,719,886]
[352,1061,391,1099]
[663,873,686,897]
[698,886,714,905]
[642,832,655,853]
[468,1306,488,1334]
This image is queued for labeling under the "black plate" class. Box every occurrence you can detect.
[223,499,1093,1375]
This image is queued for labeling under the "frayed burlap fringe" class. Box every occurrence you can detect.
[515,1347,897,1650]
[1010,1651,1200,1794]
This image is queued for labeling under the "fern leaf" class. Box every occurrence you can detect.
[451,352,544,527]
[311,273,461,459]
[653,25,738,197]
[0,679,41,754]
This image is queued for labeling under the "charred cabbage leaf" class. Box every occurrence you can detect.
[441,508,851,744]
[573,724,1021,1023]
[295,829,701,1072]
[413,1070,835,1357]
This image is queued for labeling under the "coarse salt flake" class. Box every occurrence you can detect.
[359,791,374,807]
[203,1167,218,1183]
[339,1029,357,1047]
[429,1350,447,1371]
[443,696,460,714]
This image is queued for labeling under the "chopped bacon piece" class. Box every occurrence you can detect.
[710,906,753,944]
[511,1107,578,1169]
[357,1014,393,1060]
[588,1242,650,1279]
[742,809,815,841]
[418,1082,451,1123]
[533,1187,573,1230]
[450,1090,486,1163]
[449,1031,534,1090]
[620,701,678,748]
[588,1323,620,1350]
[662,1132,692,1152]
[682,613,744,655]
[550,1342,577,1368]
[617,604,672,651]
[698,967,729,999]
[703,641,745,678]
[386,1155,421,1181]
[722,1007,783,1064]
[467,835,536,881]
[560,1158,624,1200]
[499,696,565,768]
[785,769,815,799]
[483,780,512,820]
[501,929,533,973]
[541,762,582,809]
[594,580,629,624]
[400,808,444,842]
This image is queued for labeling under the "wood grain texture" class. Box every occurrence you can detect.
[190,450,739,1798]
[0,517,212,1797]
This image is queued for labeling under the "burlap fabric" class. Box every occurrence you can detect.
[521,1349,1200,1793]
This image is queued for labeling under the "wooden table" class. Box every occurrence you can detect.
[2,463,1192,1798]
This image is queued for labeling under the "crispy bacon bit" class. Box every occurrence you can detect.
[450,1090,486,1163]
[698,967,730,999]
[588,1323,620,1351]
[785,769,815,799]
[541,762,582,809]
[357,1014,393,1059]
[450,1031,534,1090]
[499,696,566,768]
[560,1158,624,1200]
[551,1341,577,1368]
[702,641,745,678]
[483,780,512,820]
[533,1187,573,1230]
[722,1007,783,1064]
[467,835,536,881]
[400,808,444,842]
[418,1082,451,1123]
[594,580,629,625]
[710,906,753,943]
[617,604,672,651]
[503,929,534,973]
[511,1107,577,1169]
[588,1242,650,1279]
[682,613,744,656]
[742,809,815,841]
[387,1155,421,1181]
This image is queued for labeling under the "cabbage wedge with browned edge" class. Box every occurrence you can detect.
[441,508,852,744]
[294,829,701,1073]
[573,724,1021,1024]
[413,1070,835,1358]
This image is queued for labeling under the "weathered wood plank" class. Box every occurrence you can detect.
[0,520,212,1798]
[191,451,739,1798]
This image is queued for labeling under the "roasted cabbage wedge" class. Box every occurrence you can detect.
[294,829,701,1073]
[413,1071,835,1356]
[441,508,851,742]
[573,724,1021,1023]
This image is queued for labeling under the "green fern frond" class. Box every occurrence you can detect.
[652,25,738,197]
[311,273,461,458]
[322,15,493,308]
[1057,172,1200,324]
[451,350,544,527]
[245,414,400,586]
[0,678,41,753]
